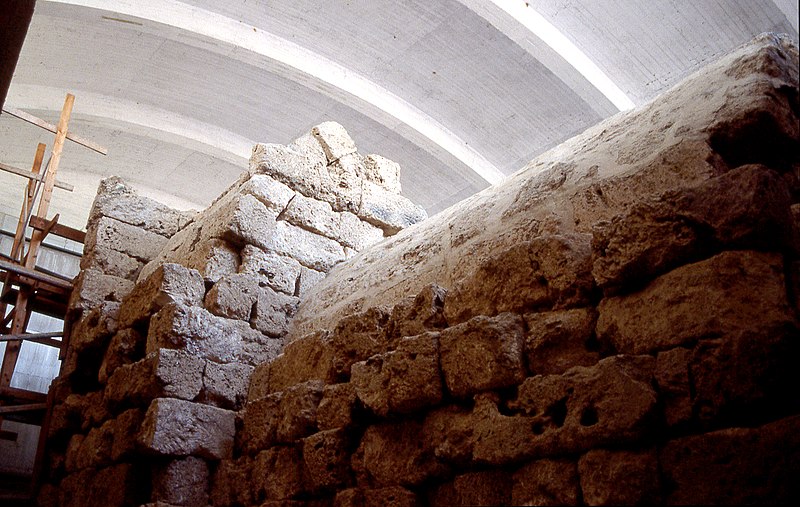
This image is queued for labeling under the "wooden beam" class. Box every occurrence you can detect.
[29,215,85,244]
[1,107,108,155]
[0,429,18,441]
[0,387,47,403]
[0,161,74,192]
[0,259,73,291]
[0,331,62,340]
[0,403,46,415]
[0,334,63,350]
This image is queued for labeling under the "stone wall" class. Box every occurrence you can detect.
[39,33,800,506]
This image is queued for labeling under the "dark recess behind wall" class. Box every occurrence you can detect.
[0,0,36,111]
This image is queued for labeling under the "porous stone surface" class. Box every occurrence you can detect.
[118,263,205,328]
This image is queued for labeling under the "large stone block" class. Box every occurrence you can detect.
[151,456,209,507]
[660,415,800,504]
[80,244,143,280]
[261,219,347,272]
[250,133,332,203]
[118,263,205,328]
[202,361,253,410]
[578,448,660,506]
[335,487,419,507]
[303,428,353,493]
[362,154,402,194]
[358,180,427,235]
[68,268,134,317]
[444,234,594,325]
[58,463,149,507]
[209,456,253,507]
[105,349,205,410]
[138,397,236,460]
[184,238,240,283]
[204,273,259,320]
[439,313,526,398]
[511,459,579,506]
[298,265,326,296]
[240,244,301,295]
[260,331,337,395]
[351,332,442,416]
[317,382,358,431]
[283,192,384,250]
[328,306,392,381]
[388,284,447,340]
[524,308,599,375]
[202,192,280,247]
[252,446,304,501]
[98,328,145,385]
[429,470,513,507]
[85,215,168,263]
[241,173,296,212]
[597,250,793,354]
[70,301,120,352]
[251,286,299,337]
[147,302,282,366]
[655,346,693,428]
[313,121,357,163]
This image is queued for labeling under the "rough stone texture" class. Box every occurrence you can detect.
[209,456,253,507]
[329,306,392,381]
[439,313,526,398]
[313,121,358,163]
[429,470,512,507]
[317,382,358,431]
[358,180,427,235]
[660,415,800,505]
[138,397,236,460]
[105,349,205,410]
[252,287,300,337]
[70,301,120,352]
[252,445,305,501]
[511,459,579,506]
[84,215,169,265]
[240,244,301,295]
[351,332,442,416]
[204,272,259,320]
[597,250,793,354]
[303,428,353,493]
[525,308,599,375]
[388,284,448,340]
[260,331,337,395]
[298,265,327,296]
[262,219,347,272]
[118,263,205,328]
[80,244,144,280]
[147,302,282,366]
[335,487,419,507]
[57,463,148,507]
[362,154,402,194]
[241,173,296,212]
[151,456,210,507]
[202,361,254,410]
[68,268,133,317]
[578,448,660,506]
[655,347,693,427]
[98,328,145,384]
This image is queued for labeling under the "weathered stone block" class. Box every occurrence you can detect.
[70,301,120,352]
[313,121,357,163]
[261,219,347,272]
[68,268,133,316]
[283,192,383,250]
[439,313,526,398]
[147,302,282,366]
[276,380,325,443]
[654,347,693,427]
[429,470,513,507]
[240,244,301,295]
[444,234,593,325]
[151,456,209,507]
[578,448,660,506]
[98,328,145,384]
[362,154,402,194]
[298,265,326,296]
[71,409,141,470]
[303,428,353,492]
[250,134,332,205]
[105,349,205,410]
[240,393,282,454]
[335,487,419,507]
[118,263,205,328]
[80,244,143,280]
[597,250,793,354]
[251,287,299,337]
[351,332,442,416]
[85,215,169,263]
[358,180,427,235]
[204,272,259,320]
[660,415,800,505]
[202,192,280,248]
[184,238,240,283]
[511,459,579,506]
[388,284,447,340]
[241,173,296,212]
[209,456,253,507]
[263,331,337,394]
[58,463,148,507]
[524,308,599,375]
[202,361,253,410]
[252,445,304,501]
[330,306,392,381]
[317,383,358,431]
[138,397,236,460]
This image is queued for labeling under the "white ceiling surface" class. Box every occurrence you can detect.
[0,0,797,230]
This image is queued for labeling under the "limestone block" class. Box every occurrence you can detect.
[118,263,205,328]
[439,313,526,398]
[68,268,133,317]
[209,456,253,507]
[151,456,209,507]
[334,487,420,507]
[98,328,145,384]
[298,265,326,296]
[252,446,304,501]
[597,250,793,354]
[429,470,513,507]
[444,234,593,325]
[80,245,143,280]
[578,448,660,506]
[202,361,253,410]
[85,215,168,263]
[79,390,109,431]
[263,331,337,395]
[303,428,353,493]
[240,173,296,212]
[276,380,325,443]
[64,434,84,473]
[524,308,599,375]
[329,306,392,381]
[313,121,358,163]
[240,392,282,454]
[654,347,692,427]
[362,154,402,194]
[250,134,332,202]
[689,322,799,424]
[251,286,299,337]
[246,362,271,403]
[136,220,202,283]
[351,332,442,416]
[324,153,365,214]
[90,176,190,237]
[185,238,240,283]
[388,284,447,340]
[660,415,800,505]
[147,302,282,366]
[240,244,301,295]
[70,301,120,352]
[358,180,427,235]
[283,192,384,250]
[202,192,279,247]
[75,424,113,470]
[352,420,450,487]
[138,397,236,459]
[105,349,204,410]
[204,272,259,320]
[592,164,794,291]
[58,463,148,507]
[261,220,346,272]
[317,383,357,431]
[109,408,145,462]
[511,459,579,506]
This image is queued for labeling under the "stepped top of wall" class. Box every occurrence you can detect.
[289,33,800,338]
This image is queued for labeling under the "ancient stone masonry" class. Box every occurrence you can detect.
[38,34,800,506]
[38,123,424,507]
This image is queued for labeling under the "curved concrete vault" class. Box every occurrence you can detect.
[1,0,797,228]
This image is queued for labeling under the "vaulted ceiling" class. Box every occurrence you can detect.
[1,0,797,229]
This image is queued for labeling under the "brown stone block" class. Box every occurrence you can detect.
[151,456,210,506]
[58,463,149,507]
[597,250,793,354]
[578,448,660,506]
[524,307,599,375]
[276,380,325,443]
[303,428,353,493]
[335,487,420,507]
[70,301,120,352]
[260,331,336,394]
[252,445,305,501]
[240,393,282,454]
[251,286,299,337]
[511,458,579,506]
[98,328,145,385]
[439,313,526,398]
[655,347,693,428]
[329,306,392,381]
[388,284,447,340]
[118,263,205,328]
[429,470,513,506]
[209,456,253,507]
[317,382,358,431]
[660,415,800,504]
[68,268,132,318]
